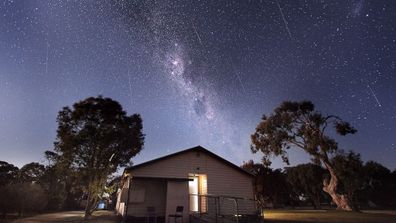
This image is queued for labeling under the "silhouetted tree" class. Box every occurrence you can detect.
[18,162,46,183]
[1,183,48,217]
[44,150,59,166]
[54,96,144,218]
[16,183,48,215]
[0,161,19,216]
[392,170,396,207]
[251,101,357,211]
[285,163,327,209]
[38,151,68,211]
[0,161,18,186]
[242,160,295,208]
[361,161,393,208]
[43,149,84,210]
[331,151,364,210]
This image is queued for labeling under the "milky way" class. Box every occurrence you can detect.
[0,0,395,169]
[134,0,243,156]
[164,44,216,121]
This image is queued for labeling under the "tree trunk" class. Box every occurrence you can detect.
[84,192,93,219]
[90,197,99,213]
[322,160,353,211]
[312,196,321,210]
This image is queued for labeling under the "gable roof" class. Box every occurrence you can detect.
[125,145,254,177]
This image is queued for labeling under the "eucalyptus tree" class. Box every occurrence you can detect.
[251,101,357,210]
[54,96,144,218]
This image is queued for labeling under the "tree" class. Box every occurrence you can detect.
[360,161,393,208]
[54,96,144,218]
[391,170,396,207]
[44,149,84,210]
[18,162,46,183]
[285,163,327,209]
[242,160,295,208]
[251,101,357,210]
[13,182,48,215]
[40,151,68,211]
[0,161,18,186]
[331,151,364,210]
[0,161,19,217]
[242,161,267,208]
[0,182,48,217]
[106,175,122,209]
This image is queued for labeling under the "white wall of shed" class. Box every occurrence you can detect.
[129,150,256,215]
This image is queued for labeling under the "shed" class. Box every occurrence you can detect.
[115,146,257,223]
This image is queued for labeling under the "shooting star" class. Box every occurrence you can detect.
[192,22,203,47]
[275,0,293,40]
[45,41,49,74]
[230,63,247,94]
[127,68,133,108]
[367,84,382,107]
[235,71,247,94]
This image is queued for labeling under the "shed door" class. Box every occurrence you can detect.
[165,181,189,223]
[188,174,207,213]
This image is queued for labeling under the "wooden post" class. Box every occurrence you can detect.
[233,198,239,223]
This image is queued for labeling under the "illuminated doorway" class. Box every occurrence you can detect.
[188,174,207,213]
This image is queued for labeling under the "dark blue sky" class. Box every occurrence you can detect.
[1,0,395,170]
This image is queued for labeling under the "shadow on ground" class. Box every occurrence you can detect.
[11,211,121,223]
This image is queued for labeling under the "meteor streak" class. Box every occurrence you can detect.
[192,23,203,47]
[275,0,293,40]
[367,84,382,107]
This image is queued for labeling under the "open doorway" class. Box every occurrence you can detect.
[188,174,207,213]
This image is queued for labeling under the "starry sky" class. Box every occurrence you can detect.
[1,0,395,170]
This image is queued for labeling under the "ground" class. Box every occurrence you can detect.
[9,211,120,223]
[263,210,396,223]
[5,209,396,223]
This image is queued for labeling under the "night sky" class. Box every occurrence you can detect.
[1,0,395,170]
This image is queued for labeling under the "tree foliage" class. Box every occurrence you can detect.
[242,158,396,210]
[285,163,327,209]
[242,160,296,208]
[0,161,18,185]
[251,101,356,166]
[42,149,83,210]
[360,161,395,208]
[0,161,48,217]
[0,161,19,216]
[251,101,357,210]
[331,151,364,210]
[53,96,144,217]
[18,162,46,183]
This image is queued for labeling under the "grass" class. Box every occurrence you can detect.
[263,209,396,223]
